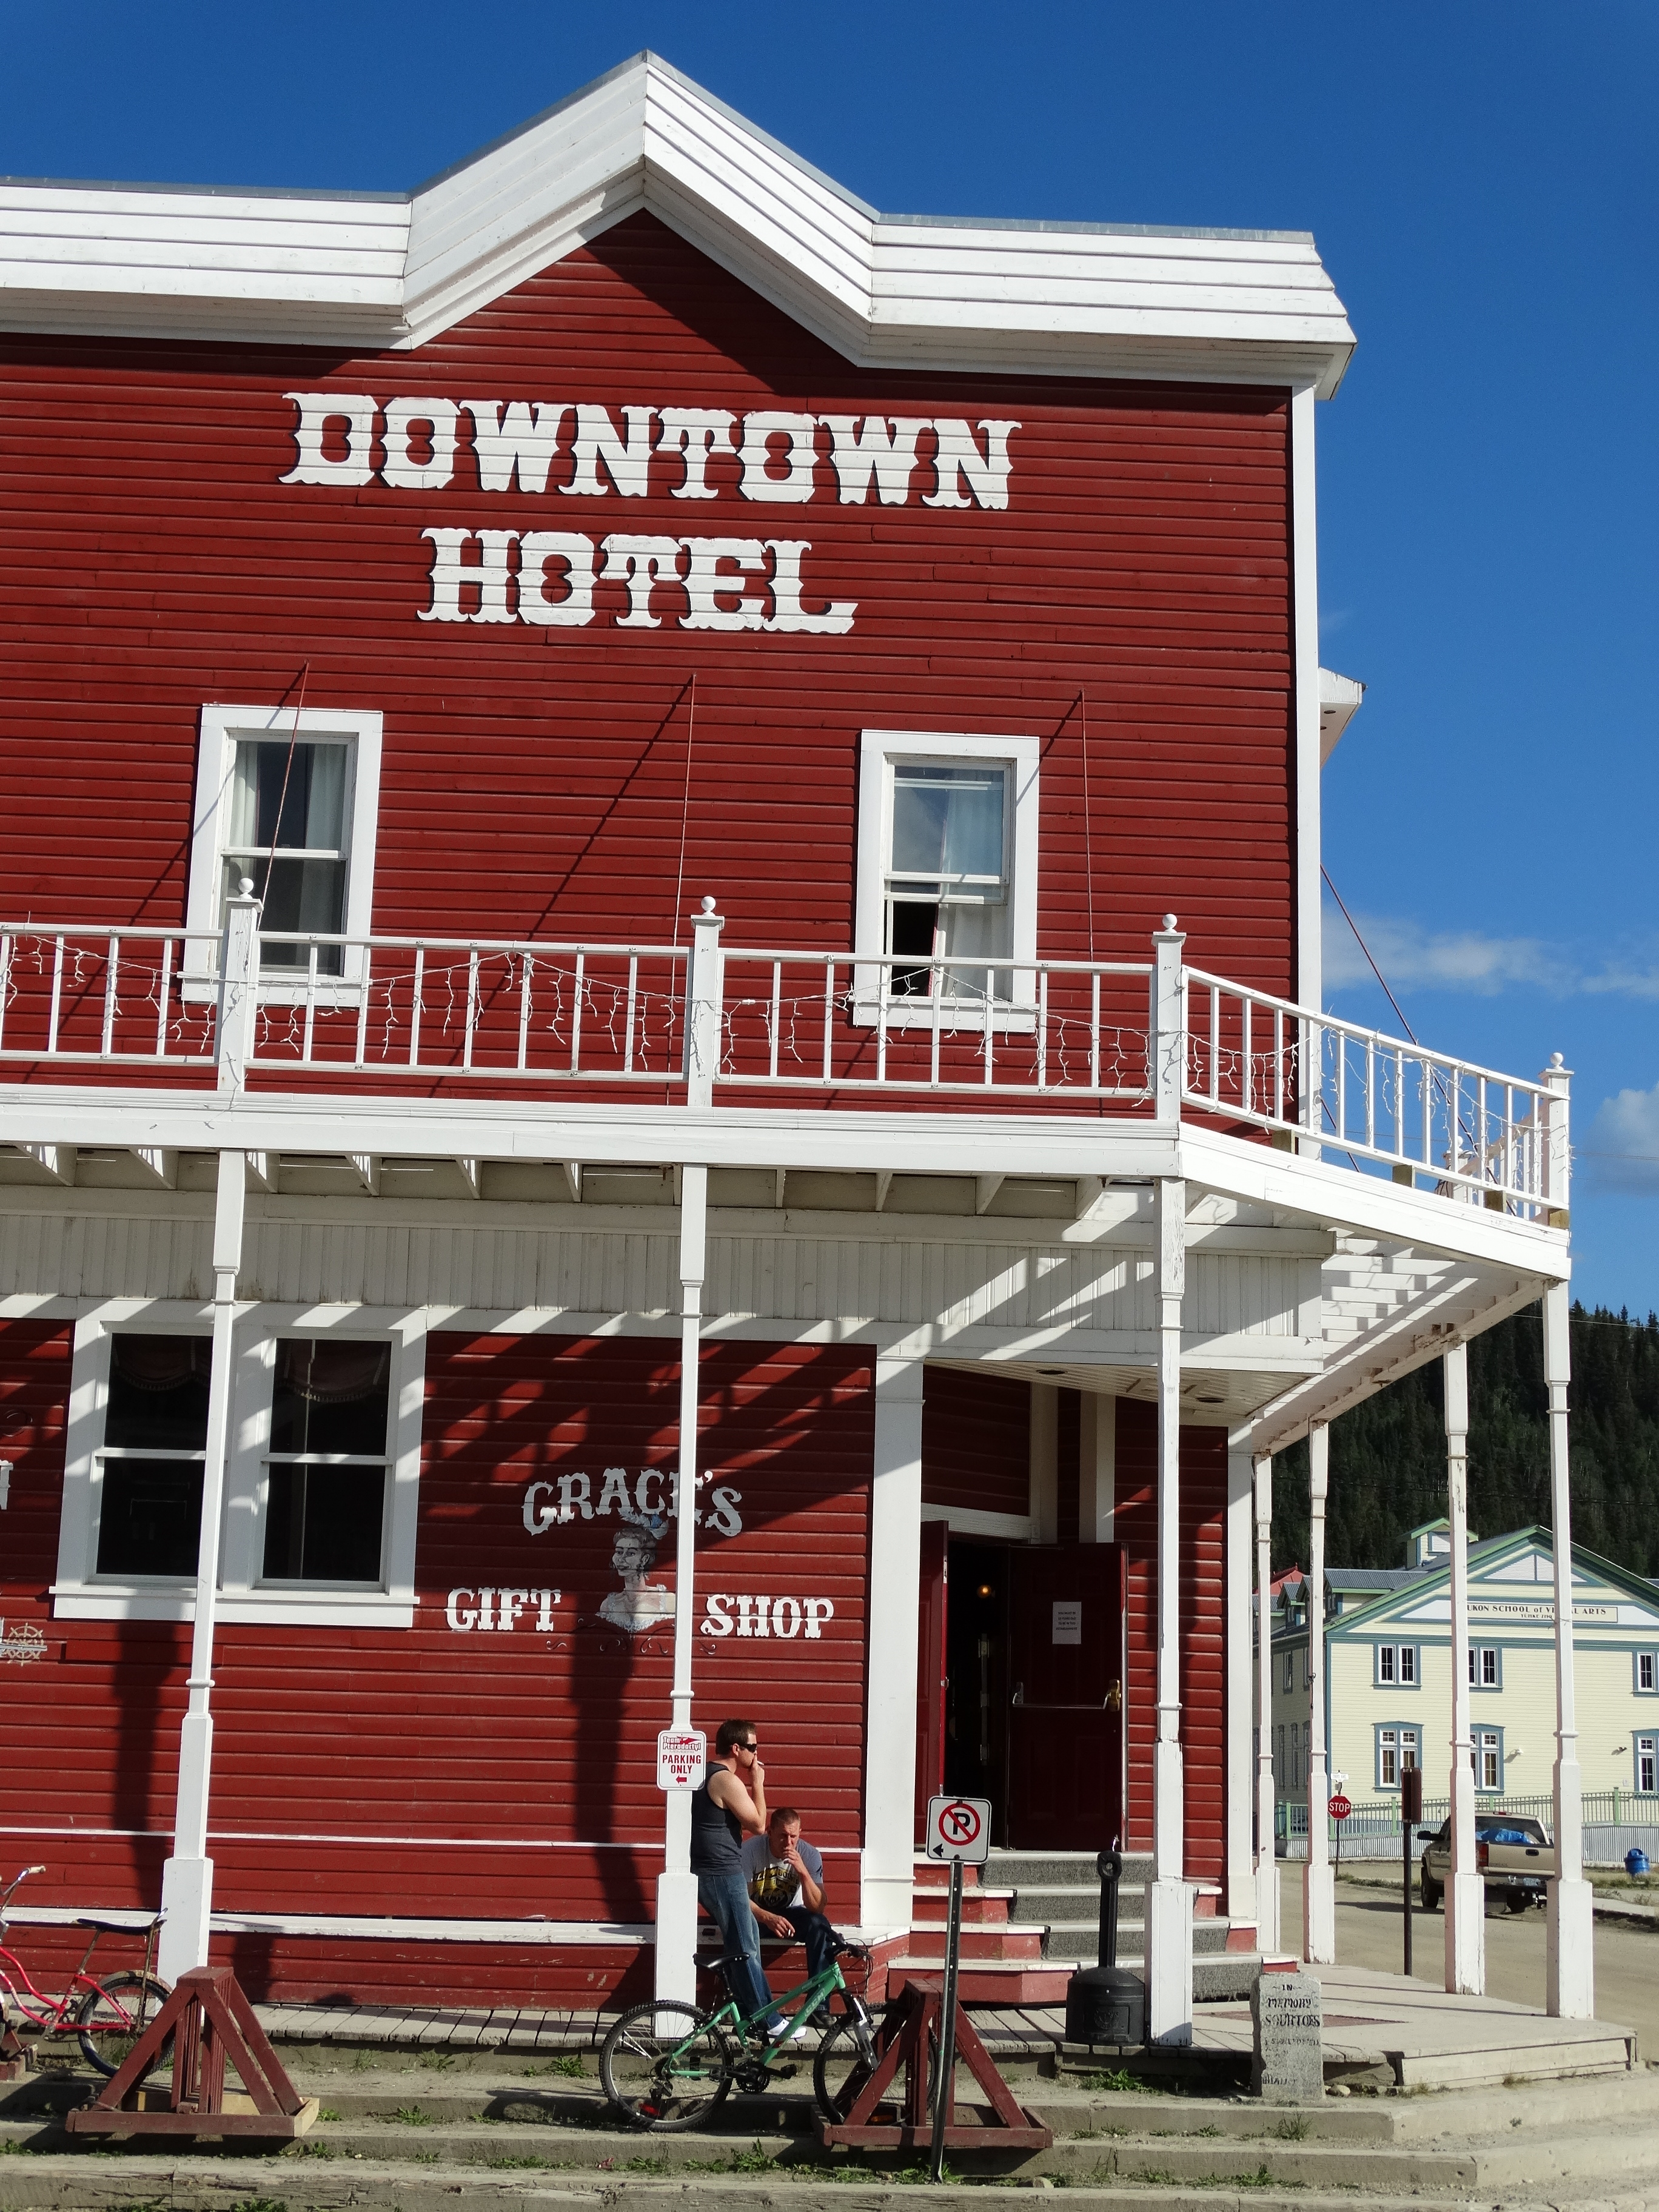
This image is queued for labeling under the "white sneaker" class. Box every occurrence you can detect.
[769,2016,811,2046]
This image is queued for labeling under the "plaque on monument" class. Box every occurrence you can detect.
[1250,1967,1323,2104]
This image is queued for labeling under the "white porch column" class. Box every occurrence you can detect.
[1253,1452,1281,1952]
[1225,1446,1256,1934]
[1029,1382,1058,1544]
[861,1353,925,1936]
[1146,1176,1193,2043]
[655,1158,708,2003]
[1544,1281,1594,2016]
[1443,1343,1485,1995]
[1302,1423,1335,1965]
[1080,1391,1115,1544]
[157,1147,246,1983]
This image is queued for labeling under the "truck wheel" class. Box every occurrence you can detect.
[1505,1892,1529,1914]
[1420,1867,1442,1911]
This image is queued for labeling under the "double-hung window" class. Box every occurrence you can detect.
[1469,1644,1501,1689]
[1637,1652,1657,1694]
[1638,1736,1657,1795]
[1474,1728,1503,1791]
[262,1339,392,1584]
[1376,1643,1418,1687]
[94,1335,212,1578]
[855,731,1039,1024]
[185,704,383,993]
[1376,1724,1420,1790]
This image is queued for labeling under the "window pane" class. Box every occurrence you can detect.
[1482,1648,1498,1686]
[270,1340,391,1457]
[1401,1645,1415,1683]
[230,855,347,963]
[264,1464,385,1582]
[1642,1654,1654,1691]
[233,740,348,853]
[890,765,1004,883]
[97,1458,202,1576]
[105,1336,211,1451]
[1379,1646,1395,1682]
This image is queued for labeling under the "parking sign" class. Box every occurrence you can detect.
[925,1794,992,1865]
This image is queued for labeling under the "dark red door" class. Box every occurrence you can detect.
[1005,1544,1125,1850]
[914,1519,949,1845]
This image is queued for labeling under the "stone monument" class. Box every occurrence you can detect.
[1250,1965,1324,2104]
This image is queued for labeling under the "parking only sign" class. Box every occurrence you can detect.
[656,1729,707,1791]
[925,1794,992,1865]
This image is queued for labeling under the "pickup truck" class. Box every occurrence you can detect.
[1418,1815,1557,1911]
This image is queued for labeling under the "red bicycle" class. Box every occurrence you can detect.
[0,1865,170,2077]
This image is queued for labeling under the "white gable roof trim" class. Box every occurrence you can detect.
[0,53,1355,394]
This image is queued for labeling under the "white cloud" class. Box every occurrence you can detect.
[1321,901,1659,1004]
[1321,905,1570,997]
[1582,1085,1659,1195]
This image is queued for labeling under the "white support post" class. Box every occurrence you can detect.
[1253,1452,1281,1952]
[1302,1424,1335,1965]
[156,1148,246,1983]
[1443,1344,1485,1996]
[683,896,724,1108]
[1225,1446,1256,1933]
[655,1158,708,2004]
[1146,1176,1193,2043]
[1150,918,1185,1122]
[862,1354,925,1936]
[215,881,261,1097]
[1544,1280,1594,2017]
[1028,1382,1058,1545]
[1079,1392,1115,1544]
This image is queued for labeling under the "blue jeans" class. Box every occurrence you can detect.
[696,1870,773,2024]
[776,1905,841,1985]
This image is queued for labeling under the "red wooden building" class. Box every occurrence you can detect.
[0,56,1583,2041]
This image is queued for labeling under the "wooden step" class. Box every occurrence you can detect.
[900,1921,1047,1963]
[910,1888,1016,1926]
[885,1956,1072,2003]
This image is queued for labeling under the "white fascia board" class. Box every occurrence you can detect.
[1178,1125,1572,1278]
[0,53,1354,394]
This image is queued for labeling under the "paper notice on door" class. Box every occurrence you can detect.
[1051,1601,1082,1645]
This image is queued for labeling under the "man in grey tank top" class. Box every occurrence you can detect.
[689,1717,786,2034]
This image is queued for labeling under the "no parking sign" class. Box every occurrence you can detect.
[925,1794,992,1865]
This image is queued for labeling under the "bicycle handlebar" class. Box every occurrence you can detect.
[0,1866,45,1909]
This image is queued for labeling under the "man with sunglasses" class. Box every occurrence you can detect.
[690,1717,799,2041]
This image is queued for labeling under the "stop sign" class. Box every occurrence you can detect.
[1328,1793,1353,1821]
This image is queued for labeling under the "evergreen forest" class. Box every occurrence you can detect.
[1270,1305,1659,1578]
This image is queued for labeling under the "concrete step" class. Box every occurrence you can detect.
[885,1955,1072,2003]
[1039,1917,1238,1962]
[911,1886,1017,1926]
[899,1921,1048,1963]
[985,1848,1153,1888]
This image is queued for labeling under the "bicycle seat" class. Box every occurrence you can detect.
[76,1914,163,1935]
[698,1949,747,1978]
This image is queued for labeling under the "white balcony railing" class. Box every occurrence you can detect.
[0,899,1570,1223]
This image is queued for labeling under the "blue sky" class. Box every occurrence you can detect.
[3,2,1654,1309]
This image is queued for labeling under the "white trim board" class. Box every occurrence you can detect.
[5,1905,893,1947]
[0,55,1355,392]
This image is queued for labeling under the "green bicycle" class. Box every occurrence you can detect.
[600,1943,879,2131]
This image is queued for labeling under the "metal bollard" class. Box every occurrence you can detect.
[1064,1840,1147,2046]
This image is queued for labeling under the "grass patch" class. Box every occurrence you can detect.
[1273,2117,1310,2140]
[293,2140,336,2159]
[1084,2066,1156,2093]
[822,2157,961,2184]
[487,2154,554,2170]
[685,2140,774,2174]
[347,2046,377,2071]
[411,2150,440,2164]
[1127,2168,1295,2191]
[623,2153,671,2174]
[542,2052,587,2077]
[318,2105,343,2122]
[418,2048,458,2070]
[393,2102,437,2125]
[229,2201,292,2212]
[1195,2125,1223,2137]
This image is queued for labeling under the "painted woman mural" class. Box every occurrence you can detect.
[597,1517,675,1635]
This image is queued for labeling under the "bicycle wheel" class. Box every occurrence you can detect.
[75,1969,173,2080]
[813,2006,880,2125]
[600,1999,734,2130]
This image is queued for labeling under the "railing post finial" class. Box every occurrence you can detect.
[1151,915,1186,1124]
[1540,1052,1572,1229]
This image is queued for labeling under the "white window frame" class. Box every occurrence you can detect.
[184,703,384,1002]
[51,1304,425,1627]
[1468,1643,1503,1691]
[1375,1642,1419,1688]
[1375,1722,1421,1791]
[1635,1651,1658,1695]
[1473,1726,1504,1792]
[1637,1734,1657,1796]
[854,729,1040,1030]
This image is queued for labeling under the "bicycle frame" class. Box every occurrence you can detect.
[0,1868,161,2040]
[692,1952,865,2073]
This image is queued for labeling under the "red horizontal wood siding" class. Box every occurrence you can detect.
[0,212,1295,995]
[1113,1399,1227,1882]
[920,1367,1029,1518]
[0,1321,874,2004]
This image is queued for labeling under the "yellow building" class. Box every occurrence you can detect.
[1266,1520,1659,1850]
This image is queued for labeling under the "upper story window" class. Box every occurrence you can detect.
[854,731,1039,1027]
[1469,1644,1502,1689]
[1637,1651,1657,1694]
[185,704,384,994]
[1375,1642,1418,1687]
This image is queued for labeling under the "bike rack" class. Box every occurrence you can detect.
[815,1974,1052,2152]
[64,1966,318,2140]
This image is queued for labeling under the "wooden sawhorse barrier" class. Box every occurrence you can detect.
[65,1966,318,2141]
[815,1972,1051,2151]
